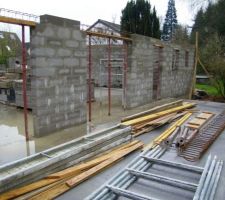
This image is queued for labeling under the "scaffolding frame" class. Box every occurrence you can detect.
[85,31,131,121]
[99,58,124,108]
[0,8,39,141]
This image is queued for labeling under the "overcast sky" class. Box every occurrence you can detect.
[0,0,196,41]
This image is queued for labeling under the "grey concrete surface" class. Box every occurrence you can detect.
[57,100,225,200]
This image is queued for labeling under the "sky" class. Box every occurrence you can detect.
[0,0,196,41]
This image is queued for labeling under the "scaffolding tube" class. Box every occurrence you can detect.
[123,42,128,110]
[22,25,29,141]
[108,38,111,116]
[88,35,92,122]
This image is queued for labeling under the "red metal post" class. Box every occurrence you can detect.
[108,37,111,116]
[123,41,128,110]
[21,25,29,141]
[88,35,92,122]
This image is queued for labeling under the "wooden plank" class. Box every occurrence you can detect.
[121,100,183,122]
[29,142,143,200]
[66,142,143,187]
[197,112,213,119]
[188,118,205,126]
[186,112,214,130]
[0,16,36,26]
[185,124,199,129]
[143,112,192,151]
[85,31,132,41]
[0,141,140,200]
[121,103,195,126]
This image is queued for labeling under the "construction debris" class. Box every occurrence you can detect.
[0,140,143,200]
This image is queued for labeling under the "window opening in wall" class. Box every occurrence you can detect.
[185,51,189,67]
[172,49,179,70]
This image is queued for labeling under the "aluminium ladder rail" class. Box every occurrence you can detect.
[86,148,223,200]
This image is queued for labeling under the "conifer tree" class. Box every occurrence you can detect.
[121,0,161,38]
[161,0,178,41]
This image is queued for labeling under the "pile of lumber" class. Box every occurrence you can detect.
[143,112,193,151]
[0,125,132,193]
[0,140,143,200]
[121,101,196,137]
[143,111,215,154]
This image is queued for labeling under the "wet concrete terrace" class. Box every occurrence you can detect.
[0,87,179,165]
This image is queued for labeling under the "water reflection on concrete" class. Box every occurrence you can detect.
[0,91,178,165]
[0,104,86,165]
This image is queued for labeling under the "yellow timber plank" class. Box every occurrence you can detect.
[143,112,192,151]
[29,142,143,200]
[0,16,36,26]
[0,140,140,200]
[121,103,195,126]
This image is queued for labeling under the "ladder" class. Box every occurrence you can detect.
[86,146,223,200]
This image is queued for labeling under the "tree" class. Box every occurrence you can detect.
[161,0,178,41]
[191,0,225,99]
[120,0,161,38]
[152,7,161,38]
[173,24,189,45]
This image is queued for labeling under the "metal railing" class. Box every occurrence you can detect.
[0,8,39,23]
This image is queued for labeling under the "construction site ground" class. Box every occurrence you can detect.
[0,88,180,165]
[55,100,225,200]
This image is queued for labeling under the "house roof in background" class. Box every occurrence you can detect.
[87,19,121,33]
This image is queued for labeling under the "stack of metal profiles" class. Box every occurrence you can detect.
[85,148,223,200]
[0,125,132,193]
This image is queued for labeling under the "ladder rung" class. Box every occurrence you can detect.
[127,168,198,191]
[107,185,159,200]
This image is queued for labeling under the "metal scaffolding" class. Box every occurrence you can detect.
[0,8,39,141]
[85,29,131,121]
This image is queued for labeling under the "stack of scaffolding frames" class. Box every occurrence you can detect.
[85,147,223,200]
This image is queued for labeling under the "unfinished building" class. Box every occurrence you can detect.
[28,15,195,136]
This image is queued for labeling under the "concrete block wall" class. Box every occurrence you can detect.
[31,15,87,137]
[126,34,194,108]
[91,45,124,87]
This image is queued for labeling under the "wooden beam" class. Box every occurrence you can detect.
[29,142,143,200]
[143,112,192,151]
[0,16,36,26]
[85,30,132,42]
[0,141,141,200]
[121,103,195,126]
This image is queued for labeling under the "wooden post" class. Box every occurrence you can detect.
[189,32,198,99]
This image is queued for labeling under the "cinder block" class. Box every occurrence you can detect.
[56,48,72,57]
[57,27,71,39]
[64,58,79,67]
[65,40,79,48]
